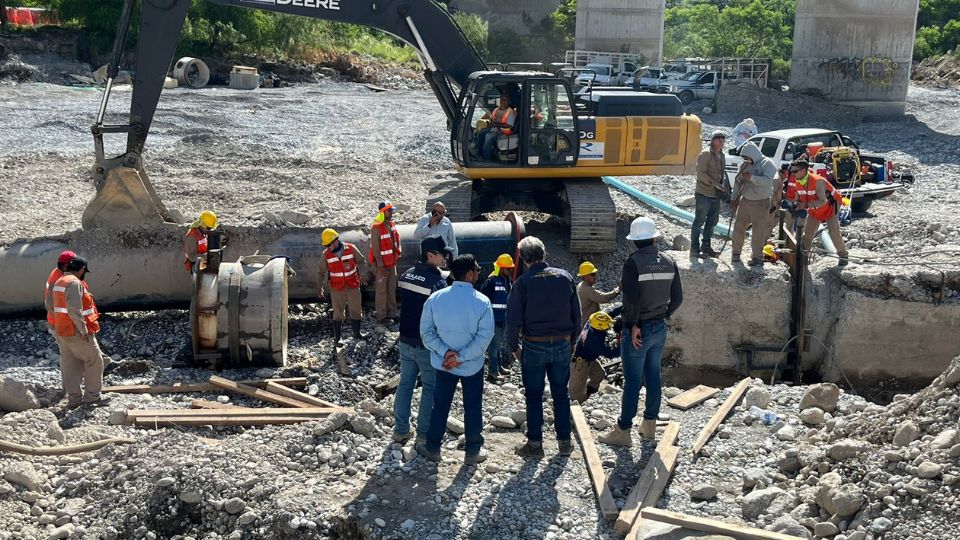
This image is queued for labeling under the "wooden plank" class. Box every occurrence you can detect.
[102,377,307,394]
[209,375,311,409]
[132,416,321,427]
[263,381,339,409]
[639,508,802,540]
[373,375,401,399]
[691,377,752,457]
[614,431,681,535]
[127,407,341,417]
[667,385,720,411]
[623,446,681,539]
[570,403,619,521]
[191,399,237,409]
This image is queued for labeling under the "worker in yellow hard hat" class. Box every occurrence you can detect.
[576,260,620,326]
[762,243,779,263]
[318,228,368,346]
[183,210,219,273]
[479,253,516,383]
[570,310,620,403]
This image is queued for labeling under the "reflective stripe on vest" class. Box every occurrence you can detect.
[491,303,507,309]
[638,272,674,282]
[52,275,100,337]
[398,280,433,297]
[324,243,361,290]
[184,228,208,270]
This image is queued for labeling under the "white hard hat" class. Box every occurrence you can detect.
[626,217,657,241]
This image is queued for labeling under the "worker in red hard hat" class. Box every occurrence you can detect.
[44,250,76,333]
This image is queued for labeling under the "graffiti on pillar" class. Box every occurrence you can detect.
[818,57,901,86]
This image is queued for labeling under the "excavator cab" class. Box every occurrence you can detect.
[452,73,579,170]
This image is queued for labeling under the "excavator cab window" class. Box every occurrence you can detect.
[525,80,578,167]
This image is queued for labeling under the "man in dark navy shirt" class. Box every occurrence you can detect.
[392,237,452,445]
[506,236,580,458]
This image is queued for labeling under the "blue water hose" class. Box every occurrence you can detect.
[602,176,732,237]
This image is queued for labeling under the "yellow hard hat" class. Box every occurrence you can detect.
[321,228,339,246]
[763,244,775,258]
[577,261,598,277]
[495,254,515,268]
[199,210,218,229]
[589,311,614,331]
[842,197,851,206]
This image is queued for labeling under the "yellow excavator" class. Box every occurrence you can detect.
[87,0,701,253]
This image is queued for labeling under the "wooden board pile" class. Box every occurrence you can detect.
[572,379,797,539]
[104,376,353,428]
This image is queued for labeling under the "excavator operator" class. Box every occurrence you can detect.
[477,94,517,161]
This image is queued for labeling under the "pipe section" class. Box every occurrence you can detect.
[0,217,525,318]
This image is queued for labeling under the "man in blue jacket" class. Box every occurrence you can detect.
[479,253,515,384]
[417,254,495,465]
[506,236,580,459]
[392,237,453,445]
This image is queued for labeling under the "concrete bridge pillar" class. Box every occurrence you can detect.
[574,0,666,66]
[789,0,919,116]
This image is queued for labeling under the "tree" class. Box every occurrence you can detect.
[452,12,488,59]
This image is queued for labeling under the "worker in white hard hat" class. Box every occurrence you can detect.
[184,210,218,273]
[599,217,683,447]
[575,261,620,325]
[318,228,368,345]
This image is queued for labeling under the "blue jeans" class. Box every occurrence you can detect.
[486,324,505,375]
[482,130,500,160]
[520,339,573,442]
[691,192,721,251]
[393,342,436,438]
[618,319,667,429]
[426,369,485,454]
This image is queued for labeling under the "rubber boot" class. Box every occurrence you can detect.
[351,319,366,340]
[332,323,342,345]
[640,419,657,440]
[598,425,632,447]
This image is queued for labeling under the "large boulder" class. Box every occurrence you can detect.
[0,376,40,412]
[742,487,797,520]
[744,386,772,409]
[816,472,864,517]
[893,420,919,447]
[800,383,839,413]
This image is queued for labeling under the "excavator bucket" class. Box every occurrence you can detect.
[81,166,180,229]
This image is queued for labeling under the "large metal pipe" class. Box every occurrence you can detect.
[0,217,525,318]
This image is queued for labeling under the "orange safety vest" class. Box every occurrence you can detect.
[492,107,514,135]
[785,172,842,222]
[51,274,100,337]
[369,220,401,268]
[44,268,63,326]
[324,242,362,290]
[183,228,209,271]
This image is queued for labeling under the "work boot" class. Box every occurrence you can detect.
[558,439,574,457]
[415,441,440,462]
[82,395,111,407]
[464,449,488,465]
[392,430,413,443]
[332,323,343,345]
[414,434,426,448]
[701,246,720,258]
[837,257,849,267]
[350,319,367,340]
[486,372,504,385]
[598,425,632,447]
[514,440,544,459]
[498,365,512,377]
[748,258,763,267]
[640,419,657,440]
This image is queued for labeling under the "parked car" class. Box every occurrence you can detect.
[575,62,635,87]
[725,128,914,213]
[656,70,719,104]
[626,67,668,90]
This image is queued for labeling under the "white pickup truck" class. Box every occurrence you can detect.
[725,128,913,213]
[574,62,636,87]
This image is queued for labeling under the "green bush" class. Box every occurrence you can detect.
[452,12,488,59]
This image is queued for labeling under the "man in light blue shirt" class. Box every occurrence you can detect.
[416,254,494,465]
[414,202,459,258]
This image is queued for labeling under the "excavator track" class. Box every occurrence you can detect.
[564,180,618,254]
[425,173,475,223]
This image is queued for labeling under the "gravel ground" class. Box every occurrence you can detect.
[1,72,959,539]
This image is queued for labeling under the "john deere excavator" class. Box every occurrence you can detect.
[87,0,702,253]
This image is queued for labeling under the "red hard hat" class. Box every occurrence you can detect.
[57,250,77,265]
